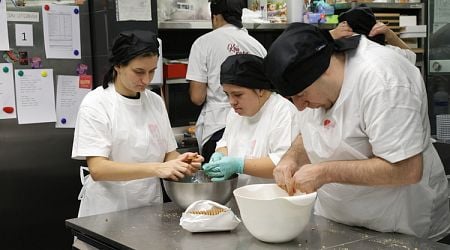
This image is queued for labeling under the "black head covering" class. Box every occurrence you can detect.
[101,30,159,89]
[338,5,385,45]
[264,23,360,96]
[210,0,244,28]
[221,54,271,90]
[110,30,159,65]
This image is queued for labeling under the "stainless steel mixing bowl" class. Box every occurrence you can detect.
[162,171,238,209]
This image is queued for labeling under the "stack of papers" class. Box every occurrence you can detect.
[399,25,426,38]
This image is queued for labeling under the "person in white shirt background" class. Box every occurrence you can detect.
[72,30,203,218]
[336,4,416,64]
[264,23,450,241]
[187,0,267,163]
[201,54,300,187]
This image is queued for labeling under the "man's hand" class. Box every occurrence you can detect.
[293,163,326,194]
[273,160,299,196]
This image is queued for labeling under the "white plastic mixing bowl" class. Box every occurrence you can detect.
[233,184,317,243]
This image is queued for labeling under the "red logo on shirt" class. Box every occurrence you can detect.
[227,43,249,55]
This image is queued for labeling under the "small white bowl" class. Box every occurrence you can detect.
[233,184,317,243]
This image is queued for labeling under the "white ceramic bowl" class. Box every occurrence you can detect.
[233,184,317,243]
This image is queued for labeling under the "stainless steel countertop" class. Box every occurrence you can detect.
[66,200,449,250]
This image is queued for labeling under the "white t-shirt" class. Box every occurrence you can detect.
[217,93,300,187]
[298,36,450,239]
[72,84,177,216]
[72,85,177,162]
[186,24,267,145]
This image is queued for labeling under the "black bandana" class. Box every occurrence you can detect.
[338,5,385,45]
[221,54,271,89]
[210,0,244,28]
[109,30,159,65]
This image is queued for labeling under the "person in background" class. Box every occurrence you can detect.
[334,4,416,64]
[187,0,267,163]
[72,30,203,218]
[264,23,450,240]
[202,54,300,187]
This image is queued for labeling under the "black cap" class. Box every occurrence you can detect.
[338,5,385,45]
[264,23,360,96]
[210,0,244,28]
[110,30,159,65]
[221,54,271,89]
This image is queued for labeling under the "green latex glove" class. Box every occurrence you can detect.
[202,156,244,182]
[209,152,224,163]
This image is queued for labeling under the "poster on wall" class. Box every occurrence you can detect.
[116,0,152,21]
[15,69,57,124]
[42,4,81,59]
[55,75,90,128]
[0,0,10,51]
[0,63,16,119]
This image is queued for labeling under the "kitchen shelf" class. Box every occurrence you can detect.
[333,2,423,10]
[158,21,336,30]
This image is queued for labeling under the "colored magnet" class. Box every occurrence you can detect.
[61,118,67,124]
[44,5,50,11]
[31,57,42,69]
[18,70,24,76]
[2,66,9,73]
[74,8,79,14]
[73,50,79,56]
[19,51,28,65]
[3,107,14,114]
[41,71,48,77]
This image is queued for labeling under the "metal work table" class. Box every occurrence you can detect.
[66,200,449,250]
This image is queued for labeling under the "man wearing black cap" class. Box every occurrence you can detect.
[264,23,450,240]
[201,54,299,187]
[187,0,266,163]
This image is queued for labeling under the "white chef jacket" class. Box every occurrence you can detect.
[298,36,450,239]
[186,24,267,149]
[216,93,300,187]
[72,84,177,217]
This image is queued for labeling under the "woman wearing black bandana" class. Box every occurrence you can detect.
[201,54,300,188]
[264,23,450,241]
[72,31,203,219]
[187,0,267,163]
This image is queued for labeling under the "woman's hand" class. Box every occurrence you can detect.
[178,152,204,173]
[329,21,354,39]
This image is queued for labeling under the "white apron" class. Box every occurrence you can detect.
[195,102,230,152]
[78,90,164,217]
[302,99,436,237]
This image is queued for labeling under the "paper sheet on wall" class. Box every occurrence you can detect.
[15,69,57,124]
[116,0,152,21]
[0,0,10,51]
[55,75,90,128]
[42,4,81,59]
[0,63,16,119]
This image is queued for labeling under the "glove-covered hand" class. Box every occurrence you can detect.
[209,152,224,163]
[202,156,244,182]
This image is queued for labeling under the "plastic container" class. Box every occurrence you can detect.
[233,184,316,243]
